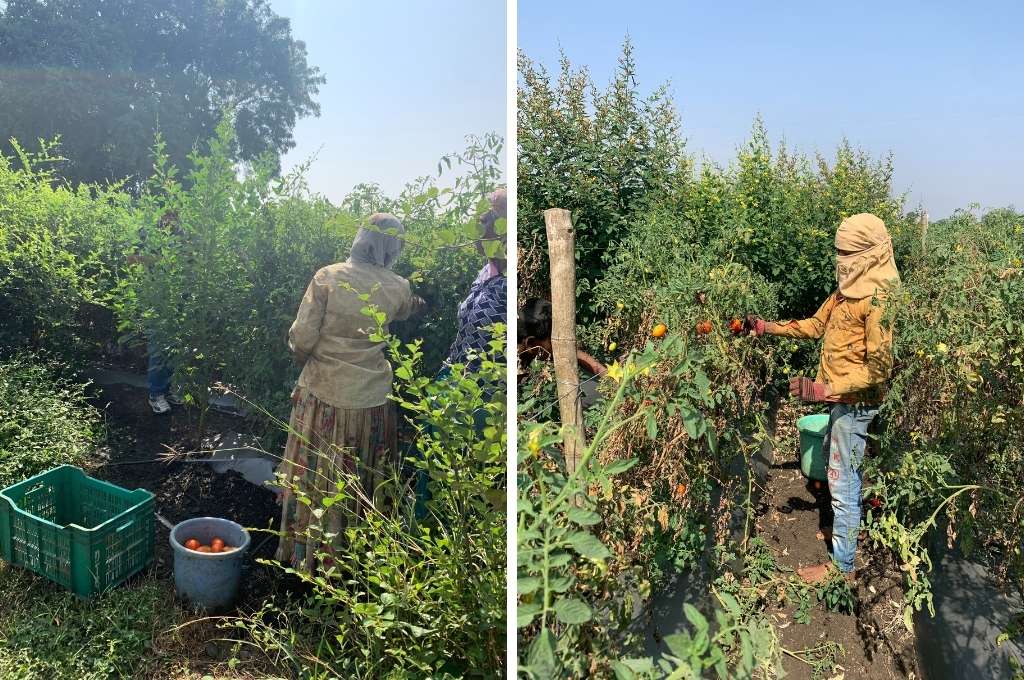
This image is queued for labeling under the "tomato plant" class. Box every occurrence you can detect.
[519,37,1023,677]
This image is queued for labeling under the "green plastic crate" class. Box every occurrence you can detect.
[0,465,155,597]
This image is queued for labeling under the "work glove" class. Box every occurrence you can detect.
[745,314,767,336]
[789,376,832,402]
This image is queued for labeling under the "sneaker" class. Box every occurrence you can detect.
[149,394,172,414]
[166,390,185,406]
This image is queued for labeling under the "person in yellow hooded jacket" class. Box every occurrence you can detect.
[748,213,900,583]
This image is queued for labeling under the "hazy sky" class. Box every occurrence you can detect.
[268,1,506,202]
[519,0,1023,219]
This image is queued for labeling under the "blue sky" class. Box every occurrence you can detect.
[519,0,1023,219]
[268,1,506,202]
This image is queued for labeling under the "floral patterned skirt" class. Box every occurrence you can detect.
[274,387,398,571]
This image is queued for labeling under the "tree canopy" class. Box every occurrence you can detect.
[0,0,324,188]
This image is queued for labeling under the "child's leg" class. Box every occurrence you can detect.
[826,403,879,573]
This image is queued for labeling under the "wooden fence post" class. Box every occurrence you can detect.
[920,211,929,253]
[543,208,586,473]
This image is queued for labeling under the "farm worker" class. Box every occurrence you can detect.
[517,297,606,408]
[276,213,425,570]
[747,213,899,583]
[414,188,508,520]
[127,209,185,415]
[443,187,508,373]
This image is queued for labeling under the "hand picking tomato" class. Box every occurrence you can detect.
[652,323,667,338]
[184,538,200,551]
[211,537,225,553]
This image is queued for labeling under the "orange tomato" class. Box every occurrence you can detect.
[674,483,687,500]
[184,538,200,551]
[652,323,667,338]
[211,537,225,553]
[729,318,744,334]
[696,320,713,335]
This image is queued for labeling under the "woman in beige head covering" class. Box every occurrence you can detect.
[748,213,900,584]
[275,213,424,570]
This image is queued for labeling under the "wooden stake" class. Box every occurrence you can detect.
[543,208,586,473]
[920,211,929,253]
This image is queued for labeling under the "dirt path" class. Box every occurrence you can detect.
[757,436,920,679]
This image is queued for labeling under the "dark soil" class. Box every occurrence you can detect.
[86,380,283,610]
[758,446,920,679]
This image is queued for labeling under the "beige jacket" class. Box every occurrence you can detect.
[771,292,893,403]
[289,261,416,409]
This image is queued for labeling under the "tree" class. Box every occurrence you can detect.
[517,39,688,324]
[0,0,324,189]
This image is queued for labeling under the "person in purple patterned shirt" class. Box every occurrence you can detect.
[444,187,507,372]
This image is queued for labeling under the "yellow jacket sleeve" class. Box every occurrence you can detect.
[768,293,837,339]
[829,297,893,395]
[288,270,329,363]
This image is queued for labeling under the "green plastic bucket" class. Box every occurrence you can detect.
[0,465,154,597]
[797,413,830,481]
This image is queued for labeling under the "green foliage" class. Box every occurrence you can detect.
[519,37,1024,670]
[612,598,780,680]
[586,205,783,364]
[518,40,911,324]
[109,121,501,433]
[788,581,814,625]
[1,113,503,678]
[519,345,781,678]
[517,40,687,324]
[349,132,506,371]
[814,571,856,616]
[235,327,507,679]
[865,207,1024,620]
[0,356,99,489]
[797,642,844,680]
[742,537,777,587]
[0,141,133,356]
[712,118,910,317]
[0,566,174,680]
[0,0,324,189]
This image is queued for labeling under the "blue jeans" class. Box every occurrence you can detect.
[147,336,173,398]
[823,402,879,573]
